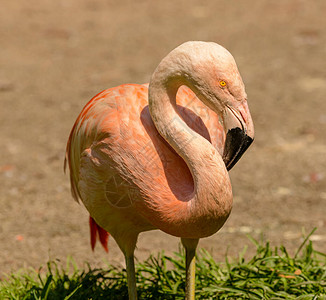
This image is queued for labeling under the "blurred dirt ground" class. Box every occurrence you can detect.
[1,0,326,274]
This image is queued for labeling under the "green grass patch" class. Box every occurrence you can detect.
[1,229,325,299]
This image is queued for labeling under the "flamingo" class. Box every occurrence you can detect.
[64,41,254,300]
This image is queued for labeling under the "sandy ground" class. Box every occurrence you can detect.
[1,0,326,275]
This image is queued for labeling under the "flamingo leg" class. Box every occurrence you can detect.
[181,238,199,300]
[125,254,138,300]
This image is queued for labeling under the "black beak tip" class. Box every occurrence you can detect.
[223,128,253,171]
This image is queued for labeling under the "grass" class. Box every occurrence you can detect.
[0,229,325,299]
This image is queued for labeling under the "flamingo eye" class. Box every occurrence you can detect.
[219,80,227,87]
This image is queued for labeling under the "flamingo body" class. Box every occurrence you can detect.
[66,84,227,245]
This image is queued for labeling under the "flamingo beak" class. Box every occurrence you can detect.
[222,101,254,171]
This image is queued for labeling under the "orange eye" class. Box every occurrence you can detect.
[219,80,227,87]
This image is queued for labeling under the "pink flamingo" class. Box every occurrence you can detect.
[65,41,254,299]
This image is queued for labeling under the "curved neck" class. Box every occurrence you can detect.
[149,78,209,184]
[148,66,233,237]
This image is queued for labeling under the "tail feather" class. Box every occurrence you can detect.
[89,216,98,251]
[97,225,109,252]
[89,216,109,252]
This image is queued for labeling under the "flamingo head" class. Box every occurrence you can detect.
[177,41,255,170]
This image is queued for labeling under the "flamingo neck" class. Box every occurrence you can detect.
[148,68,233,238]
